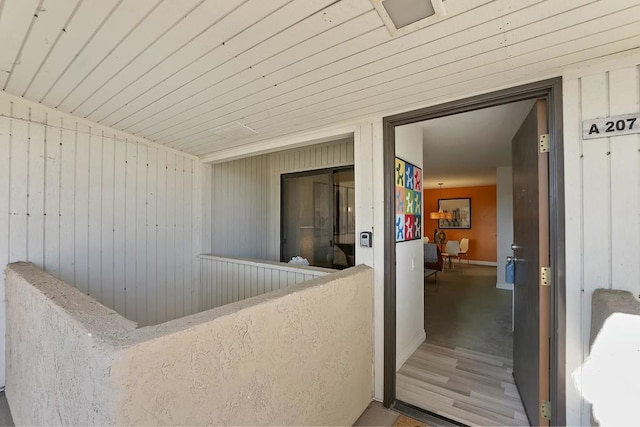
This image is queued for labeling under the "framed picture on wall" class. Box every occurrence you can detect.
[394,157,422,242]
[438,198,471,229]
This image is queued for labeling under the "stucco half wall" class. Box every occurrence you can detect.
[5,262,373,426]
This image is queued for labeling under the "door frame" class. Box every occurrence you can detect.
[382,78,565,425]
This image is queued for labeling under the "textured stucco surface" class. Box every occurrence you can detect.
[114,264,373,426]
[5,262,373,426]
[5,262,135,426]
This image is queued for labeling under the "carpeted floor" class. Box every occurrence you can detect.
[424,264,513,359]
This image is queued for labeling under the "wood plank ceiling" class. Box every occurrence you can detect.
[1,0,639,159]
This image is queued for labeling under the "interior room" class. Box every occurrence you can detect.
[394,99,537,426]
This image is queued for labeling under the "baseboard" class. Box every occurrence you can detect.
[396,330,426,371]
[496,281,513,290]
[469,260,497,266]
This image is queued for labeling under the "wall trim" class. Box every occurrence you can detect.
[396,330,426,371]
[201,125,357,164]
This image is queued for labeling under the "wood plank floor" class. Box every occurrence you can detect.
[397,342,529,426]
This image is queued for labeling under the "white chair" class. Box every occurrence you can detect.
[458,238,470,265]
[442,240,460,269]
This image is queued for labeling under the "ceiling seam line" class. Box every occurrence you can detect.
[2,0,45,91]
[164,4,638,143]
[112,0,347,131]
[22,0,85,97]
[70,0,209,115]
[88,0,252,121]
[130,14,382,139]
[107,0,301,129]
[98,6,374,125]
[53,0,165,110]
[126,0,567,139]
[38,0,124,104]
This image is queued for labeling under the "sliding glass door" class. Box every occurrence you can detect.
[281,167,355,269]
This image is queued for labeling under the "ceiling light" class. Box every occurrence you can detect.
[370,0,445,36]
[429,183,453,220]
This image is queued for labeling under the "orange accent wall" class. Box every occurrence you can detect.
[423,185,497,262]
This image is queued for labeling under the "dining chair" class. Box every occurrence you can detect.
[458,238,470,265]
[442,240,460,269]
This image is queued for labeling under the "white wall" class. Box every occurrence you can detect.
[208,138,354,261]
[0,91,201,386]
[496,166,514,290]
[563,53,640,426]
[210,156,270,259]
[198,255,331,311]
[395,123,426,370]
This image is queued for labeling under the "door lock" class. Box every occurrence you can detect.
[511,244,521,250]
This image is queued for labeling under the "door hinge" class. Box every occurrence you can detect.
[541,267,551,287]
[541,400,551,420]
[539,134,550,153]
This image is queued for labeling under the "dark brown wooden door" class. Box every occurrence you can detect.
[511,99,550,427]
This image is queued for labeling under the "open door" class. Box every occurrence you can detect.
[511,99,551,426]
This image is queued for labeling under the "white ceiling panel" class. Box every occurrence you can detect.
[0,0,41,88]
[3,0,80,95]
[113,0,360,133]
[58,0,203,114]
[22,0,120,101]
[1,0,638,159]
[39,0,160,107]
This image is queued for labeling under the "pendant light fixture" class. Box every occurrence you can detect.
[429,183,453,220]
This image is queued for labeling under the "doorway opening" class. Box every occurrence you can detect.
[383,79,565,426]
[396,100,533,426]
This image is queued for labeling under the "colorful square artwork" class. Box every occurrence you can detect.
[395,158,405,187]
[395,187,405,214]
[414,168,422,192]
[395,157,422,242]
[404,215,415,240]
[396,214,405,241]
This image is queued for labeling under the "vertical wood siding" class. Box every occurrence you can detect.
[209,138,354,260]
[564,59,640,425]
[0,95,200,327]
[199,255,330,311]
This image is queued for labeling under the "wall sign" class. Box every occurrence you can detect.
[395,157,422,243]
[582,113,640,140]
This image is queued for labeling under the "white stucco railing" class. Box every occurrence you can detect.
[198,254,334,312]
[5,262,373,426]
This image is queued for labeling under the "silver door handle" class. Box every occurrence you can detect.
[506,256,517,263]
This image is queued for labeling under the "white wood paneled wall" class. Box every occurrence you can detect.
[199,255,329,312]
[0,93,200,327]
[209,138,354,260]
[563,56,640,426]
[211,155,270,259]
